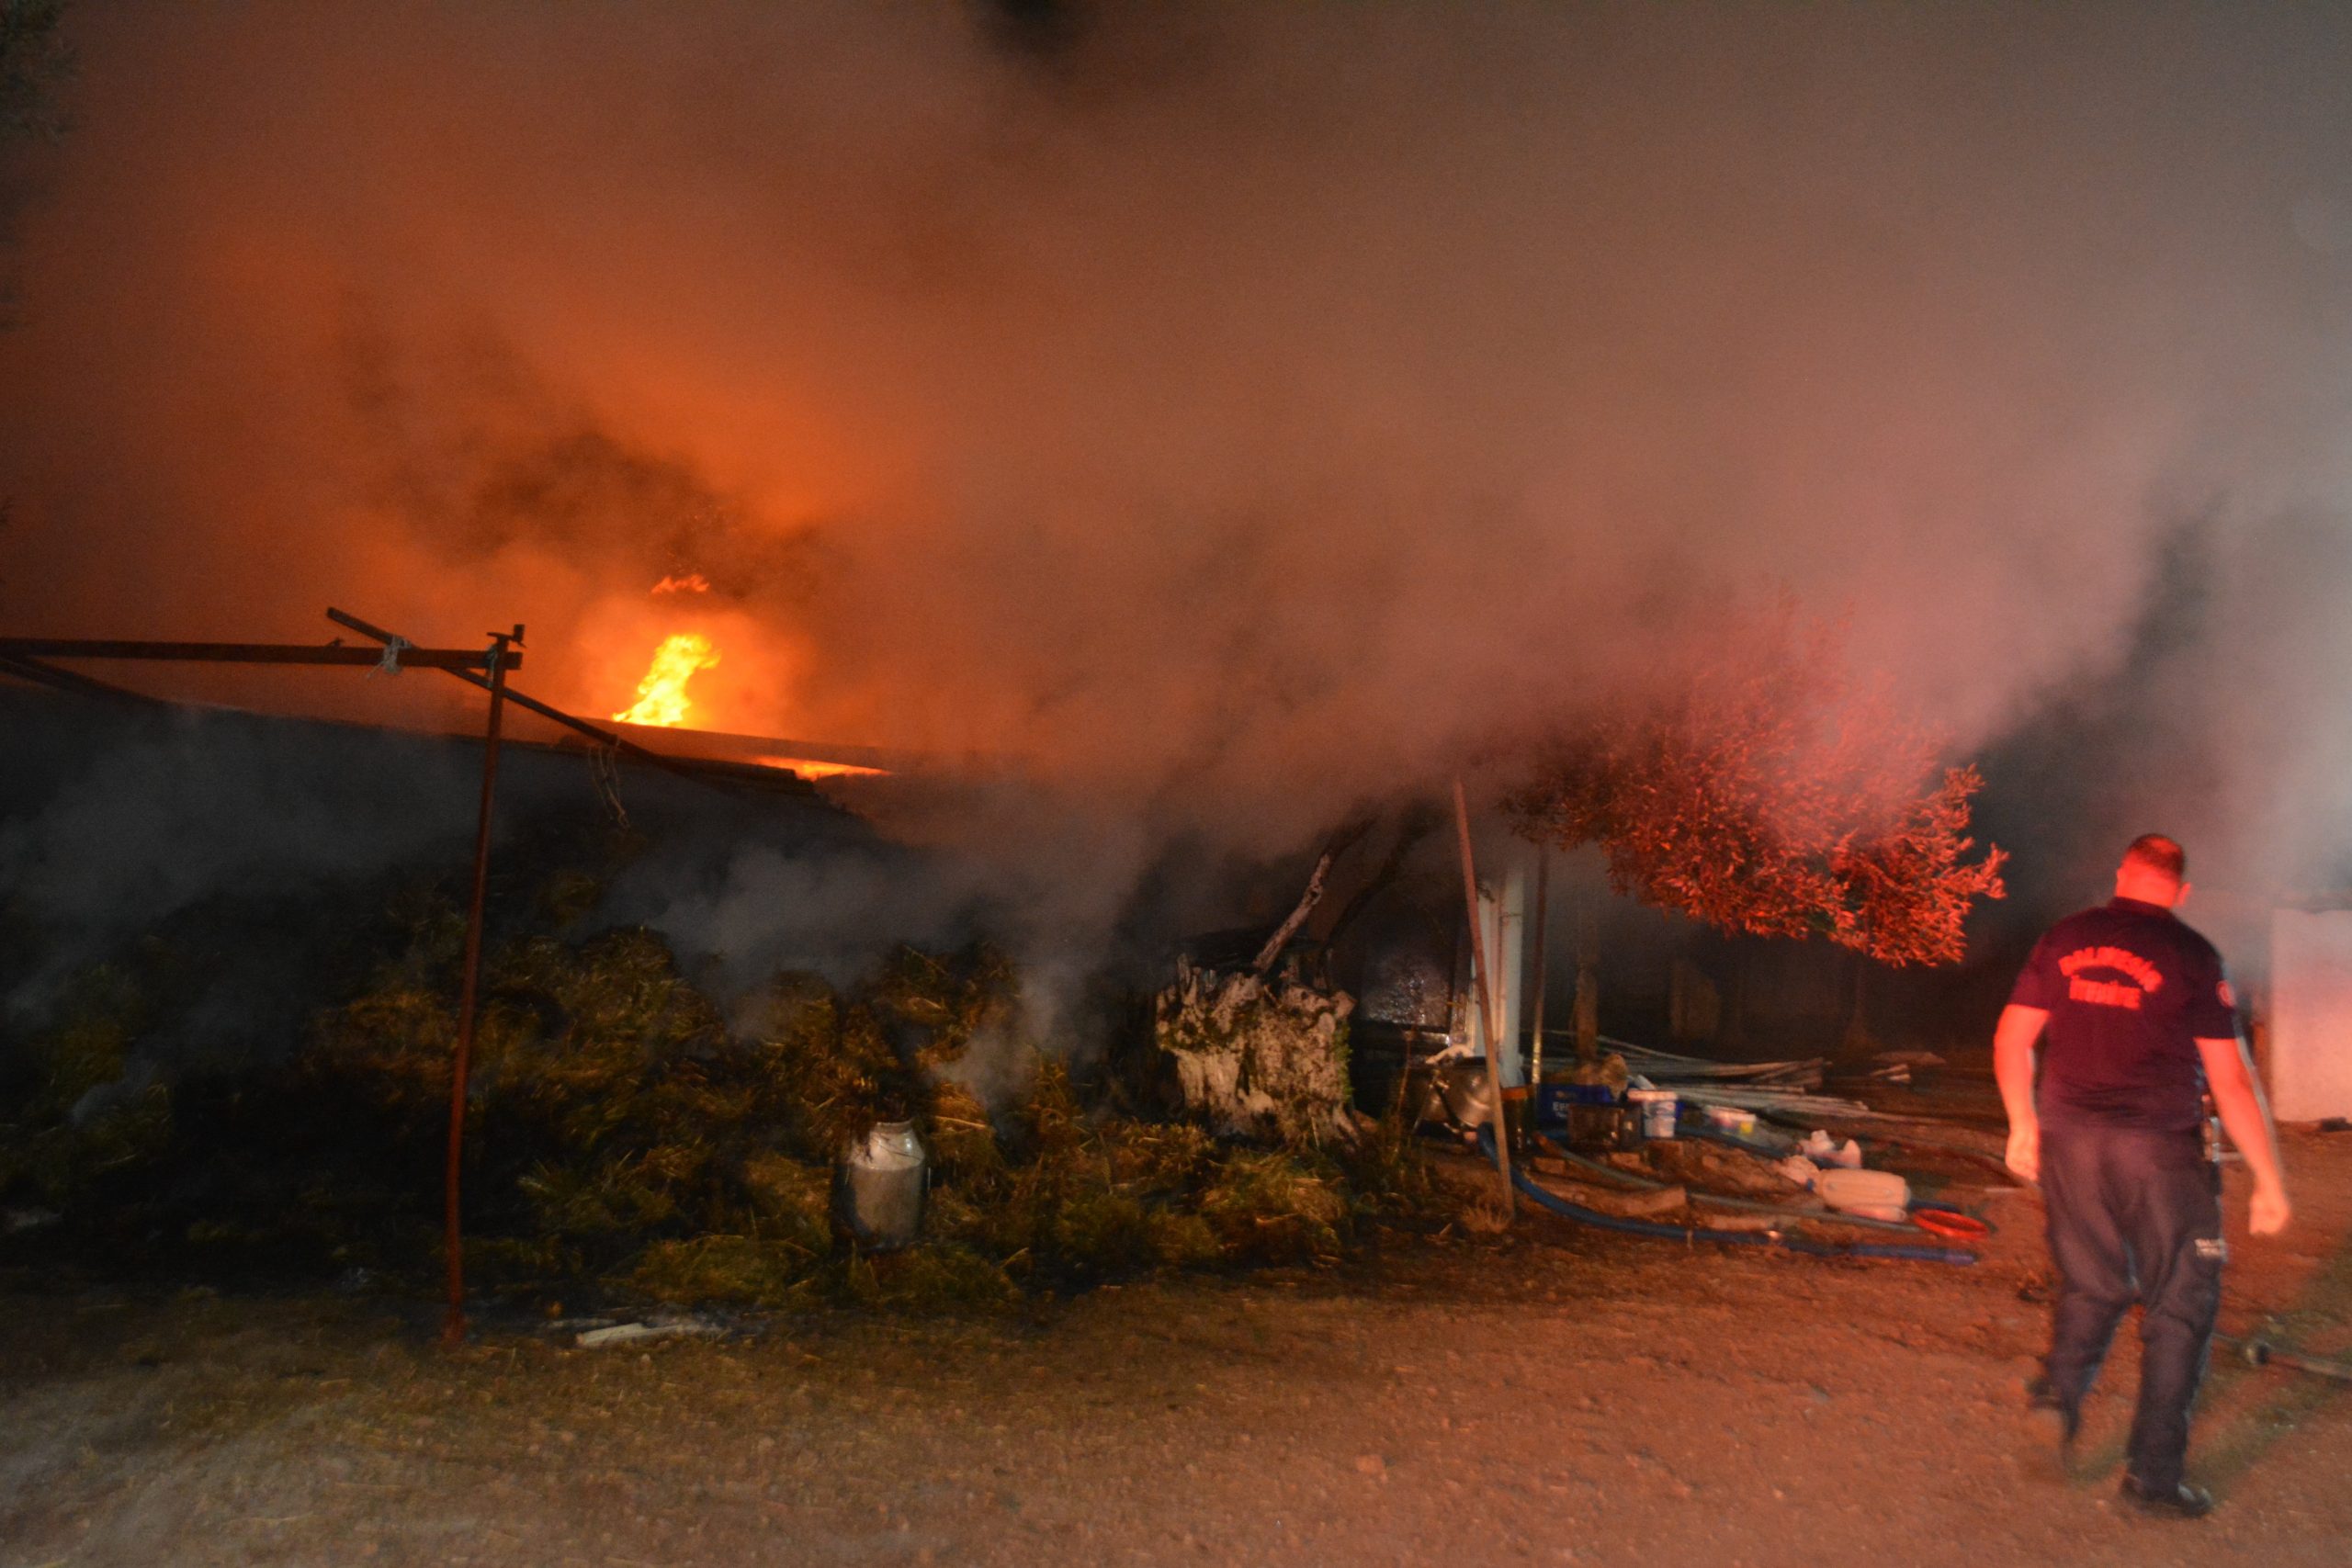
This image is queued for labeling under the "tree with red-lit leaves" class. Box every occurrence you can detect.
[1506,613,2005,965]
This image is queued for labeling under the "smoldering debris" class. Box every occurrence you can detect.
[1,912,1439,1311]
[0,697,1443,1312]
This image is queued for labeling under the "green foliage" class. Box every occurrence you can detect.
[741,972,909,1158]
[0,879,1442,1314]
[924,1079,1005,1185]
[296,923,1434,1307]
[28,963,142,1113]
[518,1156,684,1237]
[1201,1149,1351,1265]
[834,1243,1022,1314]
[307,985,454,1111]
[628,1235,818,1310]
[0,963,173,1206]
[740,1153,833,1255]
[1334,1106,1449,1224]
[867,942,1020,1072]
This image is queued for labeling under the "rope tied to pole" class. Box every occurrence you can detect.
[589,740,631,829]
[368,636,413,677]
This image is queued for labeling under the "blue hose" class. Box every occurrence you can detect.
[1481,1128,1977,1266]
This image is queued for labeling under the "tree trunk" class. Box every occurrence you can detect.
[1155,958,1355,1145]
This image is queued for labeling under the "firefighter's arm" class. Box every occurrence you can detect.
[2197,1035,2290,1235]
[1994,1004,2049,1182]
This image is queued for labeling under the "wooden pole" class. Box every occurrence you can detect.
[1249,818,1373,975]
[1526,848,1551,1091]
[1452,780,1513,1211]
[1574,889,1600,1062]
[442,627,519,1348]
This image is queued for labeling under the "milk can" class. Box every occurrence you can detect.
[838,1120,927,1248]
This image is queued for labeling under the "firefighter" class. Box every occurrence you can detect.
[1993,834,2290,1517]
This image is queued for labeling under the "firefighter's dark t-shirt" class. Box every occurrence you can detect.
[2007,897,2240,1132]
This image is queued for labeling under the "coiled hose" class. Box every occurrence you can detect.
[1478,1127,1977,1266]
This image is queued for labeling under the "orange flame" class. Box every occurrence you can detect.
[750,754,890,781]
[614,633,719,727]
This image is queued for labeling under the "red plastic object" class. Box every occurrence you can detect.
[1911,1207,1991,1239]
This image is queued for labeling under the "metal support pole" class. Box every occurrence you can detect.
[329,608,685,773]
[0,637,513,671]
[1452,780,1513,1212]
[443,626,520,1348]
[3,611,528,1347]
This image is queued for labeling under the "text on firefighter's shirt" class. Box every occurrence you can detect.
[2060,945,2165,1010]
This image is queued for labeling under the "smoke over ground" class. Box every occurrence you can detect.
[5,4,2352,973]
[0,690,978,1053]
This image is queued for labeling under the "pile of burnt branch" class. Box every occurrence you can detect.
[0,847,1440,1315]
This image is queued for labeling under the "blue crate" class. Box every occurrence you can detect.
[1533,1082,1620,1124]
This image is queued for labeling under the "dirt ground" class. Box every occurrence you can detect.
[4,1131,2348,1568]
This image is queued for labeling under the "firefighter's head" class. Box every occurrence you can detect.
[2116,833,2189,908]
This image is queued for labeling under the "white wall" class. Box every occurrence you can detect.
[2268,909,2352,1122]
[1463,854,1532,1087]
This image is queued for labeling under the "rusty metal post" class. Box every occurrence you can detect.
[1452,780,1513,1212]
[443,626,520,1348]
[0,637,515,671]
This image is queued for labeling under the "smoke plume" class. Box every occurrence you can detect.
[6,3,2352,966]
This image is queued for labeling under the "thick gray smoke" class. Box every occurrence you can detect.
[0,691,1009,1056]
[5,3,2352,987]
[0,694,495,1053]
[0,707,479,934]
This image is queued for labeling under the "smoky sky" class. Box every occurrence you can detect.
[4,3,2352,899]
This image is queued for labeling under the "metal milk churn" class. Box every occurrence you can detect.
[838,1120,927,1248]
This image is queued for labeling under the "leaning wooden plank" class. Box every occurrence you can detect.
[1527,1173,1689,1218]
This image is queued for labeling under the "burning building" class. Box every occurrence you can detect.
[6,2,2352,1319]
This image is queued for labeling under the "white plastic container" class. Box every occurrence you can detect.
[1627,1089,1679,1140]
[1815,1167,1909,1222]
[1705,1106,1759,1138]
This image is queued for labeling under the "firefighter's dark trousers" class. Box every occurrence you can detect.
[2039,1122,2225,1492]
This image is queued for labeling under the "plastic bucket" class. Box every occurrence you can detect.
[1628,1089,1679,1140]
